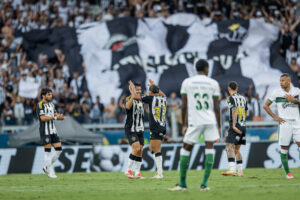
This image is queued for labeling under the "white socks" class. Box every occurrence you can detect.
[44,147,62,167]
[229,161,236,172]
[154,153,163,176]
[44,151,52,168]
[135,161,142,175]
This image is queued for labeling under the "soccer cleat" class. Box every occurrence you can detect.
[168,184,187,191]
[286,172,294,179]
[125,170,134,179]
[135,173,145,179]
[221,171,237,176]
[152,173,163,179]
[200,185,210,191]
[43,166,57,178]
[237,173,244,177]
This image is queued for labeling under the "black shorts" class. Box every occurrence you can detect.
[40,134,61,145]
[125,131,144,145]
[150,131,166,141]
[226,126,246,145]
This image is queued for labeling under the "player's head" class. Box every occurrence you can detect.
[227,81,238,94]
[280,73,291,90]
[41,87,52,102]
[148,85,160,96]
[134,82,142,95]
[195,59,209,75]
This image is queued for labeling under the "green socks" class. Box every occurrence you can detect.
[179,155,190,187]
[201,153,214,187]
[280,152,290,174]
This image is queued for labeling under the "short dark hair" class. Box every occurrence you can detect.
[195,59,209,72]
[228,81,238,91]
[280,73,291,79]
[134,82,142,87]
[41,87,52,98]
[149,85,160,94]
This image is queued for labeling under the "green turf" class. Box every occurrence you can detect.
[1,168,300,200]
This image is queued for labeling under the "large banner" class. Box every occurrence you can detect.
[1,142,299,175]
[77,14,297,104]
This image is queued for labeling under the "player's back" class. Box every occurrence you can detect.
[181,74,220,126]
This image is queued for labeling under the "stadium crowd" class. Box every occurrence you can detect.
[0,0,300,128]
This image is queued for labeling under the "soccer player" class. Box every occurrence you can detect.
[130,79,167,179]
[263,73,300,179]
[221,81,248,177]
[124,82,145,179]
[37,88,65,178]
[169,59,221,191]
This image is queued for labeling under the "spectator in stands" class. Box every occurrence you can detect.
[14,96,24,125]
[69,101,84,123]
[104,97,118,123]
[290,57,300,74]
[80,90,92,110]
[81,100,91,123]
[2,99,15,125]
[90,95,105,123]
[24,99,34,125]
[286,44,298,64]
[248,84,269,121]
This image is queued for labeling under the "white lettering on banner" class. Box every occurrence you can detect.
[188,145,204,170]
[163,146,175,171]
[288,144,300,168]
[0,149,16,175]
[31,147,46,174]
[264,143,282,168]
[54,146,79,173]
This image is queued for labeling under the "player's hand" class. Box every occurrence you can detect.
[182,125,187,136]
[284,94,296,103]
[274,116,285,124]
[148,79,155,86]
[57,114,65,120]
[233,126,242,134]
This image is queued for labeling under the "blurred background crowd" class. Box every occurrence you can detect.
[0,0,299,133]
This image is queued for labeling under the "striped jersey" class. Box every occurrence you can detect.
[268,86,300,121]
[36,101,58,135]
[125,96,144,132]
[228,93,248,127]
[142,95,167,133]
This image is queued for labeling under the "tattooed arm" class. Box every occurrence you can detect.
[232,107,242,134]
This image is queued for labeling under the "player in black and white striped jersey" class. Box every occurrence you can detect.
[222,81,248,177]
[124,82,145,179]
[36,88,65,178]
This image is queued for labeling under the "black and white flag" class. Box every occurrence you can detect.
[76,14,297,104]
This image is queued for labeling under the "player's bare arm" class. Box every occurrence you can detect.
[263,100,285,124]
[125,84,135,110]
[232,107,242,134]
[129,81,142,100]
[213,96,221,137]
[148,79,166,97]
[284,94,300,105]
[181,94,187,135]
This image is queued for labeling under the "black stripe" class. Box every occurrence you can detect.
[47,121,51,135]
[276,97,285,101]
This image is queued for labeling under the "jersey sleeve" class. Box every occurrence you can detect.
[267,90,277,103]
[227,96,236,108]
[141,95,153,104]
[213,81,221,97]
[36,102,46,117]
[180,79,187,95]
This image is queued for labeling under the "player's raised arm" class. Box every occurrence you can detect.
[125,83,135,110]
[148,79,166,97]
[129,80,142,100]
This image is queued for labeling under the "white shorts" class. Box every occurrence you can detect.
[183,124,219,145]
[278,120,300,146]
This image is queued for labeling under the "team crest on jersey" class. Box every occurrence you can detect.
[45,137,50,143]
[131,136,136,141]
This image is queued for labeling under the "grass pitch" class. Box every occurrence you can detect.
[1,168,300,200]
